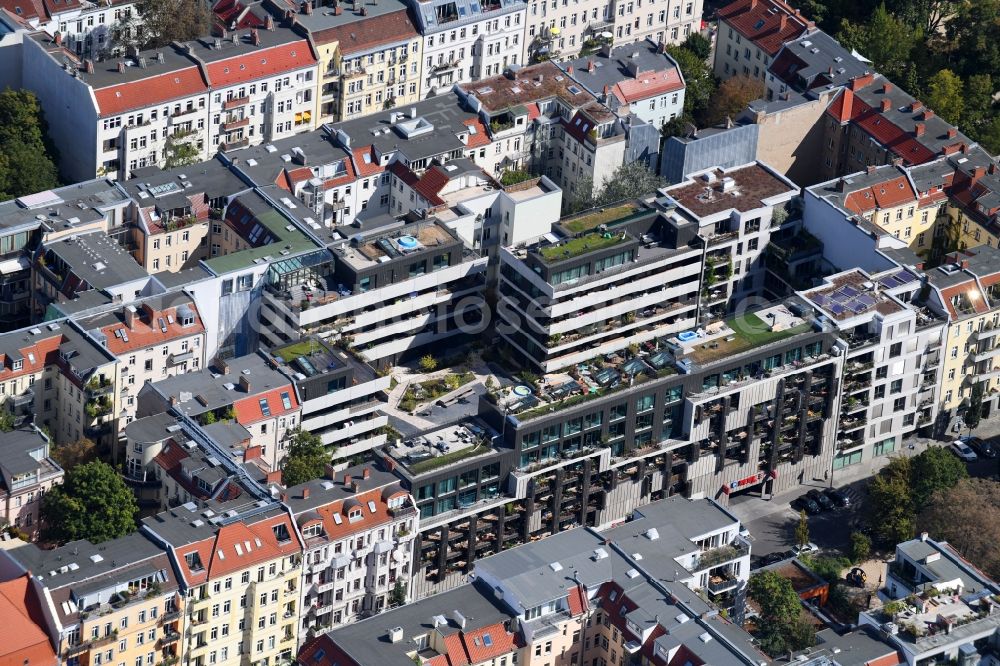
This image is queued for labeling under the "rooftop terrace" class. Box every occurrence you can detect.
[674,304,814,366]
[384,421,497,475]
[665,163,797,220]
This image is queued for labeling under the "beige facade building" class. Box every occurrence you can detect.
[713,0,811,82]
[0,427,63,540]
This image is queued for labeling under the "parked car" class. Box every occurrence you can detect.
[792,496,821,515]
[792,542,819,556]
[950,439,979,462]
[762,552,786,566]
[807,489,835,511]
[962,435,997,459]
[824,487,852,508]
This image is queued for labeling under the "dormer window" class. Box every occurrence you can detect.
[12,360,22,371]
[302,523,323,539]
[348,508,363,523]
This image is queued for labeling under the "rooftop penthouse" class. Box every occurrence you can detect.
[337,218,464,271]
[663,162,799,223]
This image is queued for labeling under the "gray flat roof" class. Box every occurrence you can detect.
[46,231,149,289]
[558,38,681,100]
[321,580,514,666]
[0,178,129,235]
[284,462,399,514]
[125,159,248,209]
[0,428,52,479]
[123,412,182,445]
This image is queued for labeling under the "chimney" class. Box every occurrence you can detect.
[156,51,164,63]
[602,84,610,98]
[947,127,957,139]
[238,375,251,392]
[779,13,787,30]
[265,14,275,30]
[304,1,313,13]
[124,304,138,329]
[961,259,970,269]
[344,473,352,486]
[566,65,573,75]
[169,396,178,406]
[220,28,228,40]
[883,82,892,93]
[334,5,342,13]
[837,178,847,192]
[973,166,987,180]
[880,98,891,112]
[587,59,595,73]
[84,59,94,74]
[280,492,288,502]
[352,481,361,492]
[749,0,757,7]
[360,6,366,14]
[54,31,62,45]
[911,100,923,112]
[920,532,929,542]
[866,165,877,175]
[923,109,934,120]
[410,106,417,118]
[251,29,260,46]
[117,61,126,73]
[218,358,230,375]
[302,487,311,499]
[363,467,371,480]
[914,122,925,137]
[244,446,263,462]
[214,37,222,49]
[231,32,239,44]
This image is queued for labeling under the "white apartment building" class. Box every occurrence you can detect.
[661,162,799,323]
[407,0,528,97]
[526,0,613,59]
[612,0,702,48]
[801,269,944,472]
[77,294,207,426]
[188,26,319,152]
[45,0,142,60]
[284,463,417,642]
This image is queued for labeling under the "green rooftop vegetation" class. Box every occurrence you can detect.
[539,230,627,262]
[561,202,644,234]
[686,313,812,365]
[407,441,489,474]
[273,339,326,363]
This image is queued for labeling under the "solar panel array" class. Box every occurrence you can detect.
[877,268,919,290]
[812,284,878,317]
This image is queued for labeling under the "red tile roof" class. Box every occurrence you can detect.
[463,118,491,148]
[175,512,302,585]
[100,301,205,355]
[0,0,45,20]
[0,574,56,666]
[716,0,811,56]
[204,39,315,88]
[612,68,683,105]
[313,9,418,54]
[303,485,406,542]
[352,146,384,178]
[442,633,469,666]
[567,583,588,616]
[460,622,519,664]
[388,161,446,206]
[842,175,917,214]
[827,86,936,166]
[233,387,299,424]
[94,66,208,117]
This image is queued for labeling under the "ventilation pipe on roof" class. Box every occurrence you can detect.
[117,61,125,73]
[84,59,94,74]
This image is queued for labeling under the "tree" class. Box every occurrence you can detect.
[749,571,815,656]
[418,355,438,373]
[593,161,667,206]
[0,411,14,432]
[164,135,201,169]
[925,69,964,124]
[51,437,97,470]
[909,445,967,511]
[388,580,407,607]
[965,381,985,432]
[919,478,1000,580]
[963,74,994,132]
[41,461,137,543]
[0,90,60,199]
[867,457,916,546]
[280,429,328,488]
[134,0,211,49]
[850,531,871,564]
[703,76,764,127]
[681,32,712,61]
[795,509,810,547]
[665,45,716,123]
[837,4,920,82]
[564,175,595,214]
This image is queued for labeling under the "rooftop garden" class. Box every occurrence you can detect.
[538,230,627,262]
[685,313,812,365]
[561,202,644,234]
[499,169,537,186]
[399,371,476,413]
[273,339,327,363]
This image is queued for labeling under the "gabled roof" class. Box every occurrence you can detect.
[232,386,299,424]
[612,67,683,105]
[0,574,55,666]
[314,8,419,54]
[201,35,316,87]
[94,65,208,118]
[716,0,812,56]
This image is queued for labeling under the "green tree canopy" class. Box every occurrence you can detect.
[909,445,967,511]
[795,509,810,547]
[867,457,916,546]
[594,161,667,206]
[134,0,211,49]
[0,89,60,199]
[680,32,712,61]
[837,4,920,82]
[703,75,764,127]
[749,571,815,656]
[925,69,964,124]
[280,429,329,487]
[51,437,98,470]
[965,381,985,431]
[665,45,715,123]
[41,461,137,543]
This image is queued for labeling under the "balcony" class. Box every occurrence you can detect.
[691,540,749,571]
[221,138,249,151]
[223,96,249,110]
[158,630,181,647]
[707,573,739,594]
[222,117,250,132]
